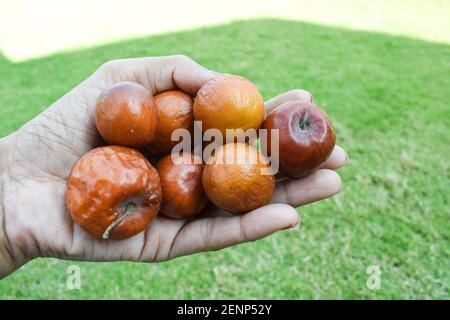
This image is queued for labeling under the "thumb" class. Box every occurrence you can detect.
[95,55,216,96]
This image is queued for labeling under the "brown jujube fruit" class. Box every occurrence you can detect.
[65,146,162,240]
[202,143,275,214]
[148,90,194,156]
[262,101,335,178]
[95,81,159,147]
[193,75,265,139]
[156,152,207,219]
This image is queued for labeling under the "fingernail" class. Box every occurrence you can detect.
[282,217,301,231]
[343,150,349,166]
[336,146,349,167]
[291,215,301,229]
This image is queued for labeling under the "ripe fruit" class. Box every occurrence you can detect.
[156,153,207,219]
[262,101,335,178]
[65,146,162,240]
[202,143,275,214]
[95,81,159,147]
[148,90,194,156]
[193,75,265,139]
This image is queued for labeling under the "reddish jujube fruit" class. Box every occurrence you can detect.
[157,152,207,219]
[66,146,162,240]
[148,90,194,156]
[262,101,335,178]
[95,81,159,147]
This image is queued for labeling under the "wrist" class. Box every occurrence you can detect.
[0,135,22,278]
[0,214,17,279]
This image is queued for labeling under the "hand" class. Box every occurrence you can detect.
[0,55,347,278]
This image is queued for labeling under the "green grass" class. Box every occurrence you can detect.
[0,18,449,299]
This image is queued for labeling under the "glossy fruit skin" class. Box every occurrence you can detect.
[262,101,336,178]
[66,146,162,240]
[95,81,159,147]
[156,153,207,219]
[202,143,275,214]
[193,75,265,138]
[148,90,194,156]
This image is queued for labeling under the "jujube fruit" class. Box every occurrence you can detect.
[262,101,335,178]
[193,75,265,138]
[202,143,275,214]
[65,145,162,240]
[156,152,207,219]
[148,90,194,155]
[95,81,159,147]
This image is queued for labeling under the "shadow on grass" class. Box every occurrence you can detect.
[0,19,449,299]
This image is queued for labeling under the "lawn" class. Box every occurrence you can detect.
[0,18,449,299]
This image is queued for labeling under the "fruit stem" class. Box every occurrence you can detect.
[102,202,137,240]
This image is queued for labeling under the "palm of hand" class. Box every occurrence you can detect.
[1,56,345,268]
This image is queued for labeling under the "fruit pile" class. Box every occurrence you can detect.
[65,74,335,240]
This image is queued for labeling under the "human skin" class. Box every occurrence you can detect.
[0,55,348,279]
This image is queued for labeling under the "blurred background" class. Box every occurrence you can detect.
[0,0,448,298]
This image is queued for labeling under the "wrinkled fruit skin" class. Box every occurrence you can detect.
[263,101,336,178]
[202,143,275,214]
[148,90,194,156]
[95,81,159,147]
[157,153,207,219]
[65,146,162,240]
[193,74,265,138]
